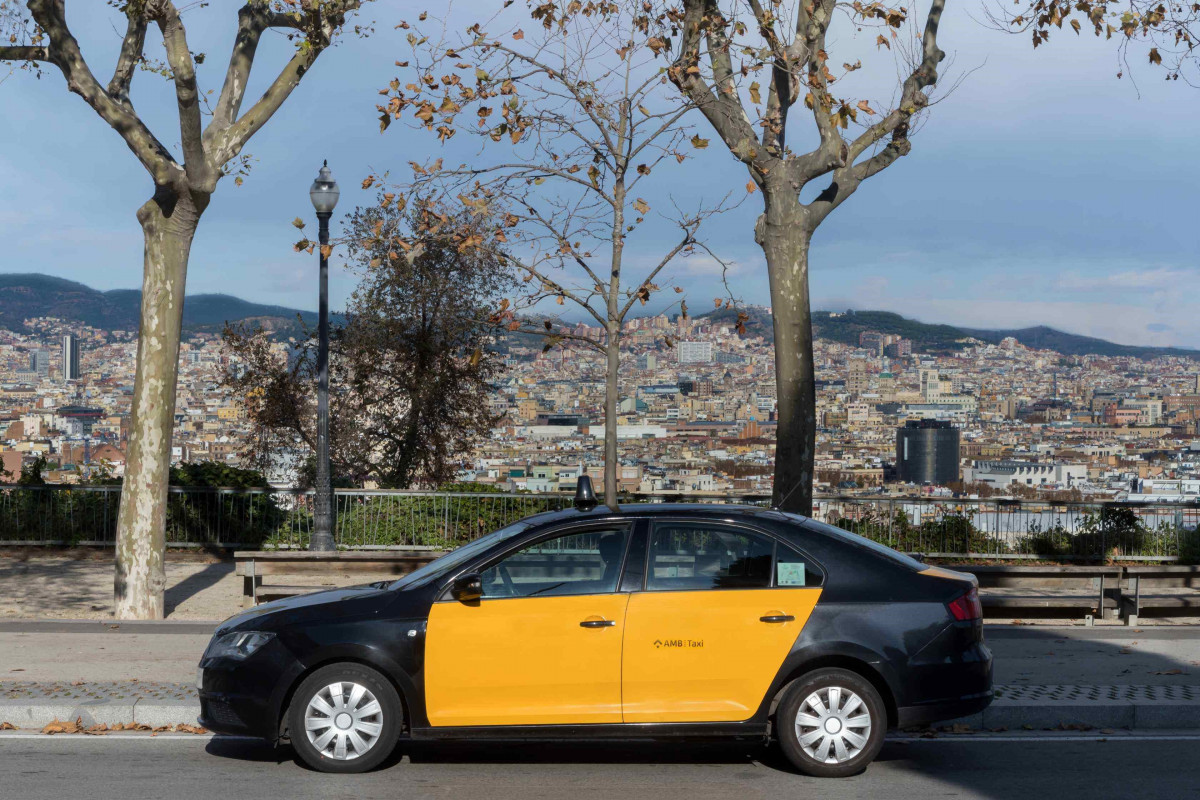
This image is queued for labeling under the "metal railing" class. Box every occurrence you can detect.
[812,496,1200,561]
[0,485,1197,560]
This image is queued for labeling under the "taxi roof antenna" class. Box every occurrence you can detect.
[575,470,598,512]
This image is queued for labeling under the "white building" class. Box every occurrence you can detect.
[678,341,713,364]
[961,460,1087,489]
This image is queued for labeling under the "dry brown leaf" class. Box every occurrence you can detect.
[42,717,82,735]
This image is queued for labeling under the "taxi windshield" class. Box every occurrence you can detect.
[387,521,533,591]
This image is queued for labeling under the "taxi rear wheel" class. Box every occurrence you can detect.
[776,668,886,778]
[287,663,402,773]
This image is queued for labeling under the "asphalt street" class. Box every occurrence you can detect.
[1,734,1197,800]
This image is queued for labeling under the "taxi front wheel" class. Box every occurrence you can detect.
[776,668,886,778]
[287,663,402,774]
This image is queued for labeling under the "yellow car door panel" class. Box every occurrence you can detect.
[621,588,821,723]
[425,593,629,726]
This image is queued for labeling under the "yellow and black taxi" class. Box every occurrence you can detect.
[198,479,992,777]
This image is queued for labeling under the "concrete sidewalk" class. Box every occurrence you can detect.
[0,622,1197,732]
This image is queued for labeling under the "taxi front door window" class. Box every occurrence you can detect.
[480,528,629,598]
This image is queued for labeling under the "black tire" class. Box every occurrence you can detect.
[776,668,887,778]
[287,663,402,773]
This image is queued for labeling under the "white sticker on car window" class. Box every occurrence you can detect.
[777,562,806,586]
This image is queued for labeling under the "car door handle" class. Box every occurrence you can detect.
[759,614,795,623]
[580,619,616,628]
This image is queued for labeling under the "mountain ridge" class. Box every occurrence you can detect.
[0,273,316,335]
[807,310,1199,360]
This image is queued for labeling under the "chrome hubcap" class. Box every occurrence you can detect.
[304,681,384,761]
[795,686,872,765]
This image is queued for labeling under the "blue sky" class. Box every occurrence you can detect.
[1,2,1197,348]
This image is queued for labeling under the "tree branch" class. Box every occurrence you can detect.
[106,11,147,108]
[618,229,696,319]
[153,2,209,187]
[19,0,182,190]
[207,5,305,138]
[673,0,764,170]
[514,325,607,355]
[805,0,947,224]
[0,45,49,61]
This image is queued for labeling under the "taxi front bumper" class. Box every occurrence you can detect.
[197,640,304,739]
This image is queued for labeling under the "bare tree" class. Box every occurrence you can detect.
[0,0,368,618]
[987,0,1199,85]
[536,0,948,513]
[376,5,730,503]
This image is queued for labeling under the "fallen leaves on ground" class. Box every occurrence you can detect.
[0,722,16,730]
[39,719,207,735]
[42,717,83,734]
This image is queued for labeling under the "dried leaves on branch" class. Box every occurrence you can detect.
[988,0,1199,83]
[375,2,733,343]
[224,201,510,490]
[375,2,736,499]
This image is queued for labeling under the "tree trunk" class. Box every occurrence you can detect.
[757,190,816,515]
[114,189,205,619]
[603,329,620,507]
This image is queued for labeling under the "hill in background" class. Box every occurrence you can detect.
[0,273,315,336]
[809,310,1199,360]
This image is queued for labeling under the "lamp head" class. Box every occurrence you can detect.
[309,159,340,214]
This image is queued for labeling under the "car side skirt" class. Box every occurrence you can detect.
[408,721,769,741]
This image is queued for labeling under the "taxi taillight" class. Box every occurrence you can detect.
[947,587,982,621]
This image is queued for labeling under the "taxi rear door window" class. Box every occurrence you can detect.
[647,524,773,591]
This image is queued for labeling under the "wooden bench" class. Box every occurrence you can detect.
[234,550,445,608]
[961,565,1124,624]
[1121,565,1200,624]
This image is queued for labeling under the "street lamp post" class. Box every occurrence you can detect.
[309,161,339,552]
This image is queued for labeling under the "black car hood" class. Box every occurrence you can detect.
[216,583,390,634]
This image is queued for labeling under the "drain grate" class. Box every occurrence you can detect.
[0,681,196,702]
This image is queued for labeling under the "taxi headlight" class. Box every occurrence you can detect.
[206,631,275,660]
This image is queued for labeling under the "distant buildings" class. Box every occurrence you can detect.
[962,460,1087,490]
[55,405,104,437]
[29,348,50,378]
[678,340,713,364]
[896,419,960,485]
[61,333,80,382]
[859,331,912,358]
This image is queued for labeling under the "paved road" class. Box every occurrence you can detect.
[1,733,1197,800]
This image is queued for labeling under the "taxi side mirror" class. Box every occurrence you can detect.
[451,573,482,602]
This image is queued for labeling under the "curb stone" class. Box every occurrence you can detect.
[0,682,200,730]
